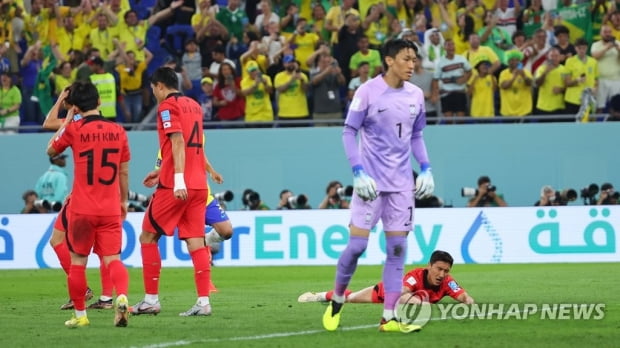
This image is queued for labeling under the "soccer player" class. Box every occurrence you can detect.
[322,39,435,333]
[47,81,131,328]
[299,250,475,305]
[131,67,213,317]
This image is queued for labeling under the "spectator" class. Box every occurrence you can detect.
[289,17,320,73]
[499,50,534,118]
[208,44,236,79]
[116,47,153,123]
[255,0,280,36]
[349,35,383,78]
[466,175,508,207]
[199,76,215,123]
[395,0,425,30]
[553,25,576,65]
[213,62,245,125]
[309,3,329,43]
[597,183,619,205]
[467,57,497,118]
[88,13,115,60]
[35,154,69,204]
[239,40,269,80]
[87,56,117,121]
[422,28,445,72]
[53,61,76,99]
[280,3,299,37]
[193,1,230,69]
[563,38,599,115]
[261,21,287,65]
[19,41,44,125]
[479,10,512,65]
[325,0,359,46]
[463,0,486,32]
[591,0,615,42]
[335,13,363,82]
[20,190,42,214]
[318,181,350,209]
[216,0,249,41]
[55,16,89,60]
[432,39,472,123]
[24,0,51,46]
[274,55,309,126]
[523,28,551,75]
[348,61,370,104]
[591,25,620,113]
[495,0,521,37]
[182,38,203,100]
[438,5,474,56]
[361,3,389,49]
[521,0,545,39]
[534,47,567,119]
[0,71,22,133]
[464,32,501,75]
[310,50,346,126]
[240,60,274,126]
[410,57,438,118]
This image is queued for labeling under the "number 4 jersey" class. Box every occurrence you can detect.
[51,116,131,216]
[156,93,207,190]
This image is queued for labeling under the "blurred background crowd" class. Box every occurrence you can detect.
[0,0,619,132]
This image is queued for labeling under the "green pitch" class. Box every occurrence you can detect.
[0,263,617,348]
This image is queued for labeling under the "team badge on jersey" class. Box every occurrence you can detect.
[409,104,417,118]
[448,280,461,292]
[406,276,417,286]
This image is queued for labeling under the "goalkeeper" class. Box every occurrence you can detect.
[322,39,435,333]
[300,250,474,305]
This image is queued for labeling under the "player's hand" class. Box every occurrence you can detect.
[352,165,377,201]
[209,170,224,184]
[174,173,188,200]
[415,164,434,199]
[143,170,160,187]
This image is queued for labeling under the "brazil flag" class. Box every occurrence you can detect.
[557,3,592,44]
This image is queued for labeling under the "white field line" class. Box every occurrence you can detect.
[132,310,526,348]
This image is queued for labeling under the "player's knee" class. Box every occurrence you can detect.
[347,240,368,258]
[385,237,407,260]
[139,231,158,244]
[49,229,65,247]
[214,222,233,240]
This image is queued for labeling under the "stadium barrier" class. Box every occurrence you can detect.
[0,206,617,269]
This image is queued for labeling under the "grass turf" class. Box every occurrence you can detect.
[0,263,618,348]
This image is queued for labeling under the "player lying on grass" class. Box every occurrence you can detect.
[299,250,474,305]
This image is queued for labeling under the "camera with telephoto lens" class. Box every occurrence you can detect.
[34,199,62,212]
[335,185,353,200]
[287,194,308,208]
[214,190,234,202]
[580,184,599,199]
[461,184,496,197]
[242,189,261,209]
[554,189,577,205]
[128,190,150,207]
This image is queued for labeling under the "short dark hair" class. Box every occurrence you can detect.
[381,38,418,71]
[429,250,454,266]
[151,67,179,90]
[478,175,491,186]
[554,25,569,37]
[325,181,342,194]
[280,189,291,199]
[574,37,588,47]
[67,81,99,111]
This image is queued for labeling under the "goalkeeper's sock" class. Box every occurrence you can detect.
[205,230,225,245]
[99,256,114,298]
[190,247,212,297]
[108,259,129,297]
[334,236,368,296]
[382,236,407,320]
[53,242,71,275]
[141,243,161,296]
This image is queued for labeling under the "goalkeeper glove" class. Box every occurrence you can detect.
[415,164,434,199]
[352,165,377,201]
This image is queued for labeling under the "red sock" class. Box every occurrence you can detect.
[107,259,129,296]
[68,264,87,311]
[326,289,352,301]
[190,247,212,297]
[53,242,71,275]
[99,256,114,297]
[141,243,161,295]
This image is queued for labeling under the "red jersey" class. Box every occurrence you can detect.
[52,116,130,216]
[402,268,465,303]
[157,93,207,189]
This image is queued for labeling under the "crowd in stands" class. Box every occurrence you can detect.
[1,0,620,132]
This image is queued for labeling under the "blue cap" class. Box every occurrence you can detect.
[283,54,295,64]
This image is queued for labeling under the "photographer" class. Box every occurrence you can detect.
[318,181,351,209]
[20,190,43,214]
[242,189,270,210]
[535,185,578,206]
[597,183,619,205]
[277,189,311,210]
[466,176,507,207]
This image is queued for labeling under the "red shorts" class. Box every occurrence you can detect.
[371,283,385,304]
[53,198,71,232]
[67,212,122,256]
[142,188,207,239]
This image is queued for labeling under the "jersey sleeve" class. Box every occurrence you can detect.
[344,83,369,130]
[120,128,131,163]
[51,123,74,156]
[158,99,182,135]
[441,275,466,300]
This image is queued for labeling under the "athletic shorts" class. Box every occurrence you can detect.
[67,212,122,256]
[349,191,414,232]
[53,198,71,232]
[371,283,385,304]
[143,188,208,239]
[205,199,229,226]
[440,92,468,113]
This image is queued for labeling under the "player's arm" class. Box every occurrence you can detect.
[204,155,223,184]
[170,132,187,200]
[46,107,74,157]
[411,106,434,199]
[119,161,129,220]
[43,88,70,130]
[456,292,475,304]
